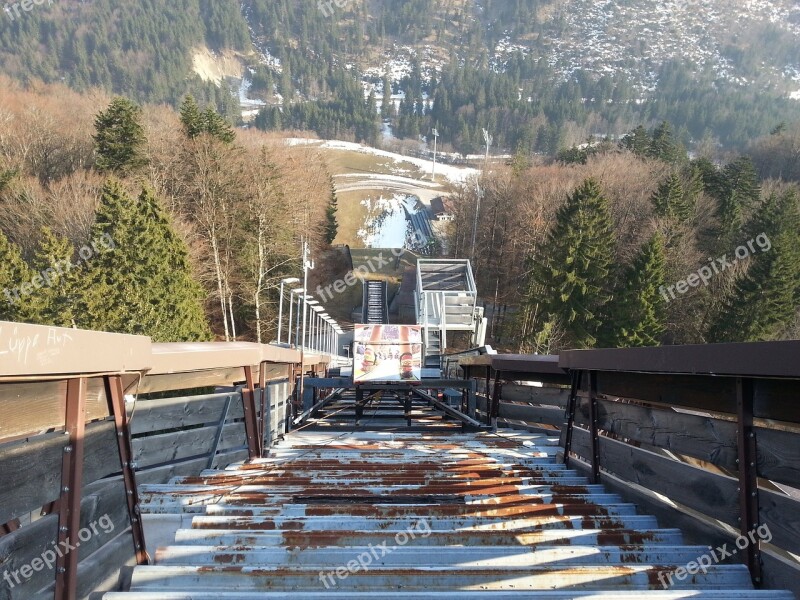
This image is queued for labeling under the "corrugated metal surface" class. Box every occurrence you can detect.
[107,394,793,599]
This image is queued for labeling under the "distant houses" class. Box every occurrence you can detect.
[430,197,454,222]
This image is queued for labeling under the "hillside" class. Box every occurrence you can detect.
[0,0,799,153]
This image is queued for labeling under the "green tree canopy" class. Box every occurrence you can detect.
[93,97,148,175]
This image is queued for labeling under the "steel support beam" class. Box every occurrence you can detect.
[588,371,601,484]
[242,366,261,459]
[55,378,87,600]
[107,375,149,566]
[736,376,762,586]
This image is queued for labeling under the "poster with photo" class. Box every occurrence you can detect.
[353,325,423,383]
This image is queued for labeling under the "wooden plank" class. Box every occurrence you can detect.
[497,402,566,427]
[596,371,737,414]
[132,426,218,469]
[759,487,800,556]
[761,549,800,599]
[0,379,108,441]
[211,448,249,470]
[574,396,738,471]
[757,426,800,488]
[130,393,237,434]
[135,456,210,485]
[570,425,739,526]
[0,480,129,599]
[500,384,570,407]
[216,422,247,453]
[0,420,119,524]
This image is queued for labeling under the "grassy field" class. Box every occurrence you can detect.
[322,148,425,178]
[333,189,375,247]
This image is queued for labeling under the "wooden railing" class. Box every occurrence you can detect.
[456,342,800,597]
[0,321,324,600]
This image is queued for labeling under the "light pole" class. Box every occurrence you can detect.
[311,305,324,352]
[277,277,300,344]
[471,182,483,262]
[304,299,319,350]
[299,241,315,397]
[287,288,304,346]
[319,313,330,353]
[431,127,439,182]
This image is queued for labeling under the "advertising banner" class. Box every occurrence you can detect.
[353,325,423,383]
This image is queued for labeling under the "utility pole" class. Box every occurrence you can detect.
[431,127,439,182]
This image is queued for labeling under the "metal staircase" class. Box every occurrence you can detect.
[107,408,793,599]
[363,279,389,324]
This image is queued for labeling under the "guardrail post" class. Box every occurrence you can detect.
[55,378,87,600]
[736,377,762,586]
[106,375,149,566]
[588,371,601,483]
[242,366,261,459]
[490,372,502,429]
[562,370,581,468]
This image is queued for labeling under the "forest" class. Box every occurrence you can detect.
[0,78,335,343]
[446,121,800,352]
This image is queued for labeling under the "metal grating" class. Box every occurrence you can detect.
[106,395,793,599]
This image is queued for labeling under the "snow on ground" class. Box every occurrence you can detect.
[285,138,480,184]
[358,194,414,248]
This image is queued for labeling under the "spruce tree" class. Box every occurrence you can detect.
[93,97,148,175]
[325,180,339,245]
[79,181,211,341]
[381,73,394,119]
[180,95,204,138]
[648,121,681,163]
[0,230,34,323]
[651,173,692,222]
[202,107,236,144]
[30,227,82,328]
[529,178,616,348]
[708,191,800,342]
[715,156,761,241]
[604,233,667,347]
[620,125,650,157]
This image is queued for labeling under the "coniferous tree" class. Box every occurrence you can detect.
[325,181,339,245]
[93,97,148,175]
[180,95,204,138]
[708,191,800,342]
[604,233,667,347]
[648,121,681,163]
[620,125,650,157]
[79,180,211,341]
[651,173,691,221]
[0,230,34,323]
[381,73,394,119]
[528,178,616,349]
[715,156,761,242]
[202,107,236,144]
[30,227,82,328]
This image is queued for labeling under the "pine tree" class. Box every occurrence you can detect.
[715,156,761,241]
[325,179,339,245]
[0,230,35,323]
[202,107,236,144]
[651,173,691,221]
[180,95,204,138]
[30,227,82,327]
[708,191,800,342]
[620,125,650,157]
[604,233,667,347]
[79,180,211,341]
[528,178,616,349]
[93,97,148,175]
[648,121,681,163]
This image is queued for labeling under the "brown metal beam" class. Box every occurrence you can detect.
[242,366,261,459]
[106,375,149,566]
[55,378,87,600]
[588,371,601,484]
[562,370,581,469]
[736,377,763,586]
